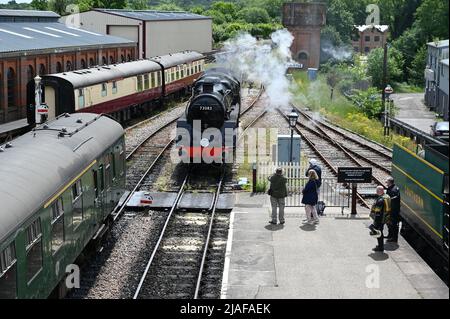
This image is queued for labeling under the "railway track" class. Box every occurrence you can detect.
[277,106,393,208]
[133,169,227,299]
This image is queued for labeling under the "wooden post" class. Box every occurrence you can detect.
[351,183,357,215]
[252,162,257,193]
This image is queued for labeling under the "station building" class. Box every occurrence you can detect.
[0,9,137,124]
[424,40,449,120]
[282,2,326,69]
[351,25,389,55]
[60,9,213,59]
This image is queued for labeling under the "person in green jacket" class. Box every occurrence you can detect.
[268,167,288,225]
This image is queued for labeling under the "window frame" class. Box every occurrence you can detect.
[25,218,43,285]
[112,81,117,94]
[0,241,17,299]
[101,83,107,97]
[78,88,84,107]
[144,74,149,90]
[137,75,143,91]
[71,180,83,229]
[50,198,65,255]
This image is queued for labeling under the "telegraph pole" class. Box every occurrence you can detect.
[382,42,388,136]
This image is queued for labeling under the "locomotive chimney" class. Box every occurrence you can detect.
[203,82,214,93]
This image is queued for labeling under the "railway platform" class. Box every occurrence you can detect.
[0,118,28,141]
[221,193,449,299]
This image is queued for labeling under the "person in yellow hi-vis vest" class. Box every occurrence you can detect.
[369,186,391,252]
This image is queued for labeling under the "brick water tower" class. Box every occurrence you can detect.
[282,2,326,69]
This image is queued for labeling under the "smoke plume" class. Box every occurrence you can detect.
[214,29,295,110]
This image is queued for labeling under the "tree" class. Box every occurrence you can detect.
[366,47,404,88]
[326,0,354,44]
[391,25,424,82]
[237,7,270,24]
[151,2,183,11]
[408,45,427,87]
[128,0,148,10]
[415,0,449,41]
[49,0,67,15]
[211,1,238,18]
[31,0,49,10]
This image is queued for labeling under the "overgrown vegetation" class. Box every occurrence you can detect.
[291,71,415,150]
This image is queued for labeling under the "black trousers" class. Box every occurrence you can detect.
[376,224,384,249]
[369,223,384,249]
[387,212,400,241]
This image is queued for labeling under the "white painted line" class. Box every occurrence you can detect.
[220,210,236,299]
[67,27,102,36]
[44,27,80,37]
[23,27,60,38]
[0,28,33,39]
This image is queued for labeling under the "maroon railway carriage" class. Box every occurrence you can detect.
[26,51,205,124]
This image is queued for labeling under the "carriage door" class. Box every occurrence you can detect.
[104,156,112,213]
[93,169,104,217]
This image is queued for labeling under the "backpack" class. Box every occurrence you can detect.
[317,201,326,216]
[382,194,392,224]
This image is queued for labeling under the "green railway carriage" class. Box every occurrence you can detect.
[392,143,449,262]
[0,113,125,298]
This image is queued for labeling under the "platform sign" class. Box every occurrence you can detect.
[338,167,372,183]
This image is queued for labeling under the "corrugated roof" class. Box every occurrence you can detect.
[0,9,60,18]
[0,22,135,55]
[354,25,389,33]
[93,8,211,21]
[427,39,449,48]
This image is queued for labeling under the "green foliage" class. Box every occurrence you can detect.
[211,1,238,17]
[408,45,427,87]
[351,87,383,118]
[326,0,354,44]
[128,0,149,10]
[415,0,449,40]
[237,7,270,24]
[150,2,183,11]
[255,180,268,193]
[48,0,67,14]
[366,47,404,89]
[31,0,49,10]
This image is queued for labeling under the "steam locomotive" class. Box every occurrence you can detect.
[176,68,241,164]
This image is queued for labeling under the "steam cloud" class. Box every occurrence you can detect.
[214,29,295,110]
[321,41,353,61]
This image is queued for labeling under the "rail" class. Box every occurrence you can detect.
[133,171,190,299]
[193,169,225,299]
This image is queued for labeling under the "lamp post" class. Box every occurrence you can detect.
[384,84,393,136]
[288,109,299,163]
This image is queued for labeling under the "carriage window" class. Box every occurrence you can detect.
[93,170,99,198]
[151,73,155,88]
[99,165,105,192]
[144,74,149,90]
[25,218,42,283]
[101,83,107,97]
[176,67,180,79]
[111,153,116,179]
[181,67,184,78]
[51,198,65,254]
[172,68,176,81]
[112,81,117,94]
[157,72,162,86]
[137,75,143,91]
[78,89,84,108]
[72,180,83,228]
[0,242,17,299]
